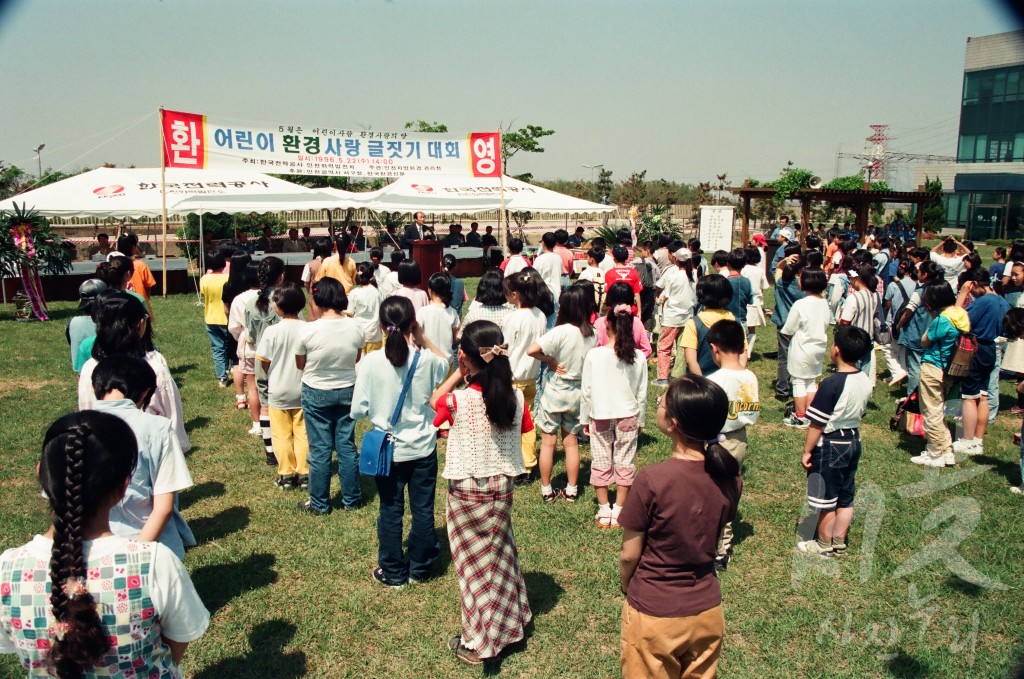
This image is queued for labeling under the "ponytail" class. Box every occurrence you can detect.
[255,256,285,313]
[605,305,637,364]
[460,321,516,430]
[662,375,739,482]
[379,296,414,367]
[39,412,137,679]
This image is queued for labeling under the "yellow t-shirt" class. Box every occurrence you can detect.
[680,308,735,349]
[315,255,357,293]
[199,272,229,325]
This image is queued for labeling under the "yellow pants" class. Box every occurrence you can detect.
[364,339,384,354]
[513,379,538,470]
[268,407,309,476]
[621,601,723,679]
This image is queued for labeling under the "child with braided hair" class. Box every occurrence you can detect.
[0,411,208,677]
[245,256,286,466]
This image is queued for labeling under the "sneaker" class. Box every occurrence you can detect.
[542,487,562,503]
[942,452,957,467]
[714,553,730,572]
[275,475,296,490]
[296,475,309,489]
[831,540,847,557]
[265,452,278,467]
[952,438,980,454]
[217,376,230,388]
[1010,486,1023,495]
[653,379,670,387]
[296,500,330,516]
[247,423,262,436]
[887,373,908,387]
[783,414,810,429]
[372,567,406,589]
[796,540,833,558]
[910,452,946,468]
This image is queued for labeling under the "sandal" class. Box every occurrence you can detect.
[595,508,613,528]
[448,636,483,665]
[563,489,578,504]
[542,488,562,504]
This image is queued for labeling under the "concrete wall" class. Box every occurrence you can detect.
[965,30,1024,72]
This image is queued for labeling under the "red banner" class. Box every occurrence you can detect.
[162,109,206,169]
[469,132,501,178]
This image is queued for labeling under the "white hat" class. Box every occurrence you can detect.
[779,227,795,241]
[673,247,692,261]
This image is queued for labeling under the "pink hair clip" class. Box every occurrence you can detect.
[479,344,509,363]
[613,304,632,316]
[62,578,87,600]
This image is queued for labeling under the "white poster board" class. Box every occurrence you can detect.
[699,205,735,254]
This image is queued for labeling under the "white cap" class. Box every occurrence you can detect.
[673,247,692,261]
[779,227,795,241]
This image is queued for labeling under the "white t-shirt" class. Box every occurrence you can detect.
[0,535,209,651]
[297,317,365,390]
[380,270,400,298]
[416,303,461,359]
[537,324,597,413]
[300,258,318,284]
[533,251,564,300]
[740,263,770,306]
[839,287,879,335]
[256,318,308,409]
[504,255,530,276]
[348,284,383,343]
[505,307,547,381]
[930,251,965,289]
[780,296,831,379]
[228,288,259,341]
[657,266,696,328]
[598,256,615,273]
[577,266,606,307]
[707,368,760,433]
[580,346,648,425]
[373,263,392,289]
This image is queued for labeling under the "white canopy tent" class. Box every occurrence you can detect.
[350,174,617,215]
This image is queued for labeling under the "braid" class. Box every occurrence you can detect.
[46,424,110,679]
[256,260,273,312]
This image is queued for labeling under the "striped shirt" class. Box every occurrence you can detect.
[839,288,878,335]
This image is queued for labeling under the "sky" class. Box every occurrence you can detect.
[0,0,1021,190]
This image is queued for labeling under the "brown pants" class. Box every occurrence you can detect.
[621,600,724,679]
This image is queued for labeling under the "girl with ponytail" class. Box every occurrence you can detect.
[429,320,532,664]
[595,281,653,359]
[618,375,740,678]
[315,235,357,292]
[245,256,286,463]
[348,262,384,354]
[351,297,451,587]
[0,411,209,677]
[581,301,648,527]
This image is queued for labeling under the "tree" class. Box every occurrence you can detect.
[619,170,648,207]
[596,168,614,199]
[404,120,449,133]
[0,163,27,200]
[922,176,945,234]
[501,124,555,176]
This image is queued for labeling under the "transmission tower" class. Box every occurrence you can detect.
[834,123,955,186]
[865,124,890,182]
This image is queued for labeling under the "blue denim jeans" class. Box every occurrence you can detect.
[988,341,1006,424]
[205,324,230,380]
[301,384,359,512]
[904,347,923,397]
[374,452,440,582]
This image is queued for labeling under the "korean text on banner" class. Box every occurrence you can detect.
[698,205,735,254]
[161,109,501,178]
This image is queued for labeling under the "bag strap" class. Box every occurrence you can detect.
[388,350,421,428]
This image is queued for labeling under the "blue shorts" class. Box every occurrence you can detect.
[807,429,862,511]
[962,342,996,399]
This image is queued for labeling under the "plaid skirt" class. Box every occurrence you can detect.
[447,476,532,659]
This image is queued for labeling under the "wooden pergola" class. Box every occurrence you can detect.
[727,186,941,244]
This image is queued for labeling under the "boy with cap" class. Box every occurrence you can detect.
[653,246,697,385]
[68,278,108,372]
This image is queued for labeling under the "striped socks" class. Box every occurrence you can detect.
[260,416,276,466]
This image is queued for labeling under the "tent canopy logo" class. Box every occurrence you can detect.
[411,184,434,194]
[92,185,125,197]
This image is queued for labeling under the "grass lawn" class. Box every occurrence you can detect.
[2,259,1023,677]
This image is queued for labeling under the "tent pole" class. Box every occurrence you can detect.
[497,130,509,256]
[199,212,205,279]
[159,107,169,298]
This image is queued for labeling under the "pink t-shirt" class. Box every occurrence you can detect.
[554,245,574,275]
[594,316,652,359]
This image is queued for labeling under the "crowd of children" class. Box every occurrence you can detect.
[5,225,1024,678]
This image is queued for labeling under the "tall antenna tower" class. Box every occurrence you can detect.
[865,124,890,182]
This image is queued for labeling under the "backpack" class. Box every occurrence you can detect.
[947,333,978,380]
[692,314,719,376]
[890,282,913,341]
[634,260,656,291]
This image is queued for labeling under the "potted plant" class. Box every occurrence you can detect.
[0,203,72,321]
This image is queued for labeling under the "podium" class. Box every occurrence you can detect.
[410,240,443,290]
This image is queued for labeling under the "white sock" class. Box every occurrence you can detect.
[747,333,756,357]
[612,504,623,516]
[598,502,611,513]
[541,484,553,495]
[565,484,578,494]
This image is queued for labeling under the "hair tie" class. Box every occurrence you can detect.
[479,344,509,363]
[613,304,632,316]
[707,434,726,446]
[62,577,87,600]
[385,324,400,334]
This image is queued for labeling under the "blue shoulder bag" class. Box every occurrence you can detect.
[359,350,420,477]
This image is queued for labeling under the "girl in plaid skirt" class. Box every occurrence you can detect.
[431,320,534,665]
